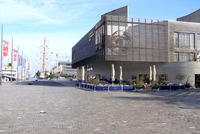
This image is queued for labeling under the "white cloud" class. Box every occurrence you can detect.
[0,0,63,25]
[0,0,105,25]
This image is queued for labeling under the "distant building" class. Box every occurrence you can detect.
[72,6,200,87]
[52,61,77,77]
[2,69,17,81]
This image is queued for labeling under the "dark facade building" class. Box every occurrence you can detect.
[72,6,200,87]
[177,9,200,23]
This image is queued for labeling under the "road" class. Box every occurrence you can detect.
[0,80,200,134]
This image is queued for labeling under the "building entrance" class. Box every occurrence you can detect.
[195,74,200,88]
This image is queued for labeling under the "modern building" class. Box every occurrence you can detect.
[72,6,200,87]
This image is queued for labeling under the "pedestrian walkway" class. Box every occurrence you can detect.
[0,81,200,134]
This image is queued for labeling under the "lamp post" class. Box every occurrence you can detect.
[0,24,3,85]
[0,24,8,85]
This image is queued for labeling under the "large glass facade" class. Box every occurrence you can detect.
[95,24,105,50]
[101,16,168,62]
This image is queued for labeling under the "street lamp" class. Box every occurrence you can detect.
[49,51,58,74]
[0,24,3,85]
[0,24,8,85]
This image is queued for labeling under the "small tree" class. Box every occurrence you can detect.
[185,76,191,88]
[46,73,55,80]
[35,71,41,78]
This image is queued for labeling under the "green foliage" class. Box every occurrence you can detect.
[136,84,145,89]
[185,76,191,88]
[89,76,99,85]
[60,73,68,78]
[59,73,75,78]
[129,79,135,86]
[35,71,41,78]
[194,57,197,61]
[151,83,159,89]
[48,73,55,80]
[185,83,191,88]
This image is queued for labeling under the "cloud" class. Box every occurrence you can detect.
[0,0,64,25]
[0,0,105,25]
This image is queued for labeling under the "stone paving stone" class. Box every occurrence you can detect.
[0,80,200,134]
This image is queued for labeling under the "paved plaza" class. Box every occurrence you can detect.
[0,80,200,134]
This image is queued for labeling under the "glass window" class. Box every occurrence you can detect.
[190,53,195,61]
[174,32,195,49]
[184,34,190,48]
[179,52,189,62]
[179,33,184,48]
[179,33,190,48]
[190,34,195,49]
[174,52,179,61]
[197,33,200,49]
[174,33,178,47]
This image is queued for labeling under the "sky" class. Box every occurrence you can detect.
[0,0,200,75]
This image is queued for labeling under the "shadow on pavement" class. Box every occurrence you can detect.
[108,90,200,110]
[16,80,76,87]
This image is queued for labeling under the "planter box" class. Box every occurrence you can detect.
[95,86,108,91]
[109,86,121,91]
[123,86,134,91]
[76,83,135,92]
[89,85,95,90]
[160,85,185,90]
[76,83,79,87]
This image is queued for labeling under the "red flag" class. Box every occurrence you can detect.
[3,41,9,57]
[13,49,18,62]
[27,62,30,70]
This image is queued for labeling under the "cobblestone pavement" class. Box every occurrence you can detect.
[0,80,200,134]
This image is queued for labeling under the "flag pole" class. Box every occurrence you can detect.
[0,24,3,85]
[24,54,26,79]
[17,45,19,83]
[11,38,13,83]
[21,51,23,81]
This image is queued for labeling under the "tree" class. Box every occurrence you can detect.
[35,71,41,78]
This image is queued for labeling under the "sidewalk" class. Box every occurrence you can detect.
[0,80,200,134]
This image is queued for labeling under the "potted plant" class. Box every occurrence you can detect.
[185,82,191,89]
[151,83,160,91]
[135,84,145,91]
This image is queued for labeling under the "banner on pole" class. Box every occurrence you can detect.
[3,41,9,57]
[13,49,18,62]
[18,55,22,66]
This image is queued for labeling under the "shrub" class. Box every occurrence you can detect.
[185,83,191,88]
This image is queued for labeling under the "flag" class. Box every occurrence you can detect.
[18,55,22,66]
[13,49,18,62]
[22,59,26,67]
[27,62,30,70]
[3,41,9,57]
